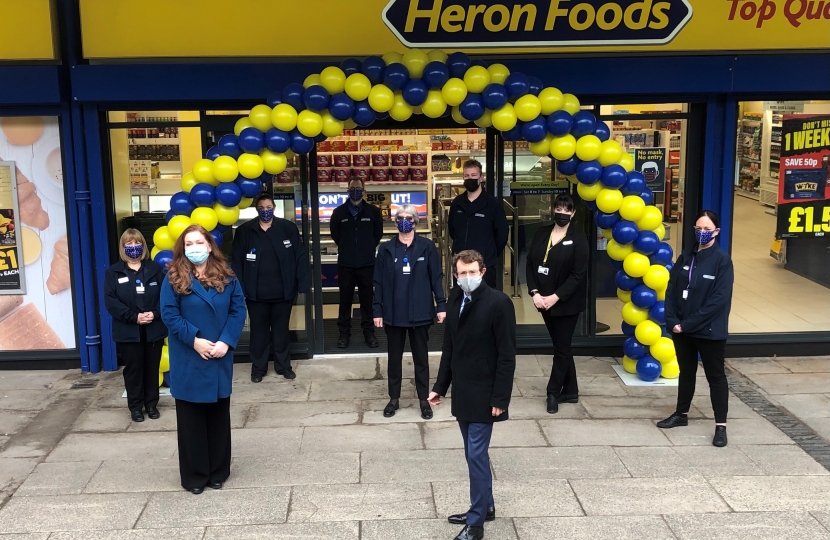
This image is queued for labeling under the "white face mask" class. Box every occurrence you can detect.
[457,275,483,294]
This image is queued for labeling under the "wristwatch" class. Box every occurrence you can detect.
[530,290,539,297]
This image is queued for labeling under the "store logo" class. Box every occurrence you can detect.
[382,0,694,48]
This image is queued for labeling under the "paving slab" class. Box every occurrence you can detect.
[362,398,456,424]
[423,420,547,449]
[83,459,182,493]
[227,381,311,403]
[514,376,627,398]
[228,453,359,487]
[432,479,584,518]
[0,389,59,411]
[536,356,614,377]
[245,401,360,428]
[15,461,101,496]
[360,449,469,483]
[802,417,830,442]
[46,432,177,462]
[378,354,441,379]
[513,355,545,377]
[490,447,630,480]
[664,511,830,540]
[514,515,676,540]
[309,379,412,401]
[137,487,291,528]
[0,534,48,540]
[203,522,359,540]
[539,419,671,446]
[570,476,731,515]
[692,393,763,420]
[47,529,205,540]
[71,408,131,432]
[579,396,692,419]
[739,444,830,476]
[708,475,830,512]
[229,427,303,457]
[294,357,380,380]
[0,370,71,390]
[505,397,589,420]
[773,357,830,373]
[726,358,790,374]
[0,412,36,436]
[288,483,435,522]
[773,393,830,419]
[658,419,793,446]
[621,385,683,399]
[361,518,518,540]
[0,493,148,533]
[614,446,763,478]
[300,424,422,453]
[744,372,830,395]
[0,457,38,490]
[811,512,830,532]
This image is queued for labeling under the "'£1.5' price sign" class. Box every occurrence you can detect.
[0,245,23,292]
[780,203,830,238]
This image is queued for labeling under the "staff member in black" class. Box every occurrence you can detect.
[374,204,446,420]
[231,192,308,383]
[104,228,167,422]
[526,194,589,414]
[658,210,734,447]
[329,177,383,349]
[448,159,508,289]
[429,250,516,540]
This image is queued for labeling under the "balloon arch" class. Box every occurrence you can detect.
[150,49,679,382]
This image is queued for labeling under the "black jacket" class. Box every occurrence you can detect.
[104,260,168,343]
[231,217,309,301]
[448,189,508,270]
[373,234,446,325]
[525,224,589,316]
[433,285,516,423]
[329,201,383,268]
[665,243,734,340]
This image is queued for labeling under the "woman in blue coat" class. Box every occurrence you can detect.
[161,224,247,495]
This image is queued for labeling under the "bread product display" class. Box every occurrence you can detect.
[0,295,23,321]
[0,303,64,350]
[15,167,50,230]
[47,235,69,294]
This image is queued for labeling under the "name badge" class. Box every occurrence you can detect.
[417,257,425,261]
[403,264,411,274]
[703,274,715,280]
[682,265,690,270]
[361,217,371,221]
[682,290,689,299]
[118,277,129,284]
[246,254,257,261]
[149,282,157,286]
[537,266,549,275]
[474,213,485,217]
[563,240,573,245]
[341,218,349,223]
[136,286,145,294]
[283,240,292,248]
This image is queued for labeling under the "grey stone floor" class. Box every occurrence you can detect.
[1,354,829,539]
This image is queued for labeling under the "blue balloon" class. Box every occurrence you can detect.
[422,61,450,89]
[383,63,410,91]
[602,165,628,189]
[527,76,543,96]
[576,160,603,184]
[165,209,176,223]
[314,133,327,143]
[303,85,330,111]
[170,192,196,215]
[595,211,621,229]
[459,93,485,121]
[329,93,356,121]
[236,177,262,198]
[218,134,242,159]
[640,186,654,205]
[501,122,523,142]
[572,111,597,138]
[377,110,391,120]
[210,229,224,247]
[214,223,229,234]
[482,84,508,110]
[471,59,489,68]
[290,130,314,154]
[266,91,282,108]
[281,83,306,111]
[556,156,581,176]
[547,110,573,136]
[593,122,611,142]
[189,183,216,208]
[215,182,242,207]
[447,52,471,79]
[265,128,291,153]
[623,172,646,196]
[612,219,639,245]
[585,199,599,213]
[352,100,377,127]
[340,57,362,76]
[521,116,548,143]
[238,127,265,154]
[154,250,174,272]
[206,145,221,160]
[634,231,660,255]
[615,270,642,292]
[631,284,658,309]
[402,79,428,106]
[622,321,636,337]
[624,336,648,360]
[649,301,666,325]
[649,242,674,266]
[666,262,674,273]
[504,72,529,101]
[361,56,386,85]
[636,355,662,381]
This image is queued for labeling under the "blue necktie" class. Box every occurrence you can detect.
[459,295,471,316]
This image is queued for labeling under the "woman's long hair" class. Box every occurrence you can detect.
[166,224,234,295]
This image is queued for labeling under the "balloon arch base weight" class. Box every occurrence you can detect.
[612,365,678,387]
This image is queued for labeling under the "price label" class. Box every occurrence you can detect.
[0,246,19,272]
[781,204,830,237]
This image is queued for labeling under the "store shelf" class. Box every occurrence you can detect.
[129,138,180,145]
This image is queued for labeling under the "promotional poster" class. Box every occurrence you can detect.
[634,147,667,193]
[0,163,25,293]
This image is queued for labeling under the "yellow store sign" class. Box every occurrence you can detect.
[0,0,56,61]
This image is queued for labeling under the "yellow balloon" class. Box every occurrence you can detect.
[238,153,265,179]
[271,104,299,132]
[164,337,168,345]
[600,228,613,239]
[234,117,254,136]
[193,159,217,186]
[562,93,581,115]
[190,207,219,231]
[151,246,161,261]
[160,346,170,373]
[421,89,447,118]
[441,78,468,107]
[623,355,638,374]
[344,73,372,102]
[180,172,198,193]
[624,252,651,278]
[427,49,448,63]
[303,73,322,88]
[596,188,624,213]
[389,92,414,122]
[451,106,469,124]
[321,111,344,137]
[319,66,347,95]
[296,110,323,138]
[654,223,666,241]
[238,197,253,209]
[637,206,664,231]
[159,372,164,387]
[644,265,670,291]
[412,104,423,115]
[617,288,632,303]
[568,174,579,185]
[550,134,576,161]
[514,94,542,122]
[249,104,273,132]
[344,118,357,129]
[383,51,403,65]
[650,336,676,363]
[539,87,565,115]
[598,140,623,167]
[491,103,517,132]
[622,302,650,326]
[463,65,491,93]
[213,203,240,226]
[474,109,493,128]
[368,84,395,113]
[607,240,634,261]
[577,181,603,202]
[656,286,666,301]
[575,134,602,161]
[528,134,552,157]
[212,155,238,183]
[487,63,510,84]
[661,360,680,379]
[402,49,429,78]
[619,195,646,222]
[261,150,287,175]
[619,152,635,172]
[635,320,662,346]
[153,226,175,251]
[167,215,191,239]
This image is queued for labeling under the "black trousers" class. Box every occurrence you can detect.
[337,265,375,337]
[175,397,231,490]
[541,312,580,397]
[247,298,293,376]
[385,324,431,400]
[117,334,163,413]
[674,332,729,423]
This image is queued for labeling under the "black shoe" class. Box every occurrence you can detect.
[189,487,204,495]
[207,481,223,490]
[130,410,145,422]
[546,394,559,414]
[146,408,160,420]
[283,368,296,380]
[251,374,263,383]
[713,425,728,447]
[383,399,399,418]
[560,394,579,404]
[454,525,484,540]
[337,334,349,348]
[656,412,689,429]
[365,333,379,348]
[448,507,496,525]
[420,400,433,420]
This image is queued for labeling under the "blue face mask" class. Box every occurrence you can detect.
[258,208,274,222]
[124,244,143,260]
[396,218,414,233]
[348,188,364,201]
[185,245,209,265]
[695,229,717,245]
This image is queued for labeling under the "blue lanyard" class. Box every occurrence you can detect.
[686,257,695,289]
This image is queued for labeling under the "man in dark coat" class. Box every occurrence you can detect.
[428,250,516,540]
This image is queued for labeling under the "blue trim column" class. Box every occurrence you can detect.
[702,95,738,253]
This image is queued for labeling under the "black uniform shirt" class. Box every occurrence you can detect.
[391,238,412,327]
[254,225,285,301]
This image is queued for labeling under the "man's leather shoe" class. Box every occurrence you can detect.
[283,368,297,380]
[560,394,579,403]
[448,507,495,525]
[656,412,689,429]
[207,481,223,490]
[712,425,728,447]
[251,374,263,383]
[546,394,558,414]
[337,334,349,348]
[383,399,399,418]
[189,487,203,495]
[130,410,145,422]
[420,400,433,420]
[454,525,484,540]
[146,408,160,420]
[365,333,379,348]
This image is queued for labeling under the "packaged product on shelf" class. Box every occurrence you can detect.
[431,142,443,150]
[345,141,358,151]
[410,167,428,182]
[316,141,332,152]
[334,168,351,183]
[353,153,371,167]
[317,168,333,183]
[372,153,390,167]
[442,140,457,150]
[410,152,428,166]
[276,170,294,184]
[391,152,409,166]
[371,168,390,182]
[391,140,403,147]
[391,167,409,182]
[333,153,351,168]
[432,155,451,172]
[331,140,346,152]
[353,167,370,183]
[317,154,333,168]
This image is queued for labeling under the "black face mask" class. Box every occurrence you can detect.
[464,178,481,192]
[554,212,572,227]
